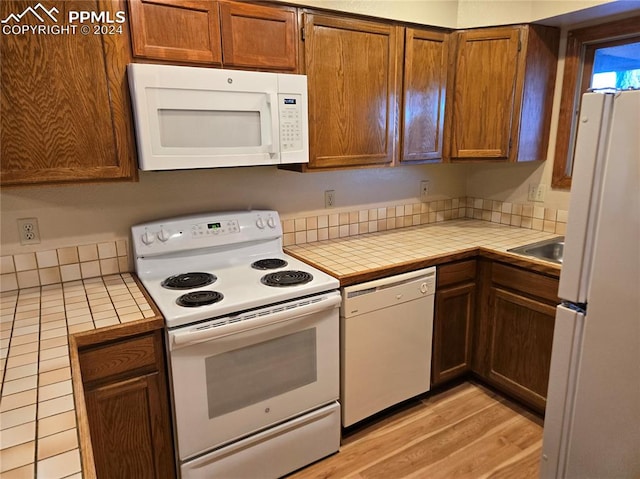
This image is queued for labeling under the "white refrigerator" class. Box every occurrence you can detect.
[540,89,640,478]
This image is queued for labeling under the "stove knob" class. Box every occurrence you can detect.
[157,229,171,242]
[267,217,277,229]
[141,231,155,245]
[256,218,266,229]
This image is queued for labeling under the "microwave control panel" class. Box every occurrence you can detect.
[279,93,303,152]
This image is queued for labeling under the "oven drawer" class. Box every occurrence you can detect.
[181,402,340,479]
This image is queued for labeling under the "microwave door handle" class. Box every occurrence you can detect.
[267,92,279,155]
[170,293,340,349]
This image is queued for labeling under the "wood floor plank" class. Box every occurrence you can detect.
[287,382,543,479]
[409,416,542,479]
[481,442,543,479]
[358,402,522,479]
[289,384,497,479]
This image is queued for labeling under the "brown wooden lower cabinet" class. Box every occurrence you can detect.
[77,325,176,479]
[473,260,559,414]
[432,260,476,386]
[433,258,558,415]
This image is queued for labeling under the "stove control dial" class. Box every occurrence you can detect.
[256,218,266,229]
[141,231,155,245]
[267,217,277,229]
[157,229,171,242]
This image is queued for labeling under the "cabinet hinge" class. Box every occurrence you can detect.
[301,27,305,42]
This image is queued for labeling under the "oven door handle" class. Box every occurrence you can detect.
[170,292,341,348]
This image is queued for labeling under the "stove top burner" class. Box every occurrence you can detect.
[162,272,216,290]
[261,270,313,287]
[251,258,288,270]
[176,290,224,308]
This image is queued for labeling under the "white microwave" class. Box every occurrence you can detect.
[127,64,309,170]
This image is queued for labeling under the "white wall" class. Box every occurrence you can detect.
[455,0,619,28]
[0,164,467,255]
[275,0,624,28]
[272,0,459,27]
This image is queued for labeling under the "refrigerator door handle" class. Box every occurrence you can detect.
[540,304,585,479]
[558,93,613,304]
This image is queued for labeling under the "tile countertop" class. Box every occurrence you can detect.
[285,219,562,286]
[0,273,159,479]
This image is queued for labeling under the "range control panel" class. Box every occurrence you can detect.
[191,220,240,238]
[132,210,282,257]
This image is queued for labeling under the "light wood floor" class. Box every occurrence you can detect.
[287,381,543,479]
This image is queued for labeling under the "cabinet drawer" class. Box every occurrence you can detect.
[437,260,476,288]
[79,332,159,383]
[491,262,559,303]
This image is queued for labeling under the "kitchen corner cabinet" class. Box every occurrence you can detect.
[400,27,449,164]
[128,0,298,71]
[300,13,402,170]
[0,0,137,186]
[77,325,176,479]
[432,260,476,386]
[445,24,559,163]
[474,260,558,414]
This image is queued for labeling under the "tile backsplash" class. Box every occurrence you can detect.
[1,240,130,293]
[0,197,568,292]
[280,196,567,247]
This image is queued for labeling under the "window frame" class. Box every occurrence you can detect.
[552,16,640,189]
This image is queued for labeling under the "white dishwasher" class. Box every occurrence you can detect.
[340,267,436,427]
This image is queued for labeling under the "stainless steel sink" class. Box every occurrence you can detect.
[508,237,564,264]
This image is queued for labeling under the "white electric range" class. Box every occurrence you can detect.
[132,210,341,479]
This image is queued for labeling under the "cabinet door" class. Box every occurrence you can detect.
[219,1,297,71]
[85,373,175,479]
[303,14,402,169]
[0,0,136,185]
[401,28,449,164]
[448,26,521,161]
[128,0,222,64]
[487,287,556,413]
[432,282,475,386]
[78,327,175,478]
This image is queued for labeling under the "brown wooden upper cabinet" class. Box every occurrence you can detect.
[0,0,137,186]
[128,0,222,64]
[128,0,298,71]
[219,1,297,71]
[445,25,559,163]
[301,13,403,170]
[400,28,449,164]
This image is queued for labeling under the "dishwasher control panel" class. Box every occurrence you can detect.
[341,267,436,318]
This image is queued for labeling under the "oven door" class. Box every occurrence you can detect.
[167,291,340,461]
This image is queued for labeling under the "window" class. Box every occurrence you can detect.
[552,17,640,189]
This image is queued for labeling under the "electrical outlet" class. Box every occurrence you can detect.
[324,190,335,208]
[527,184,546,202]
[420,181,430,201]
[17,218,41,245]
